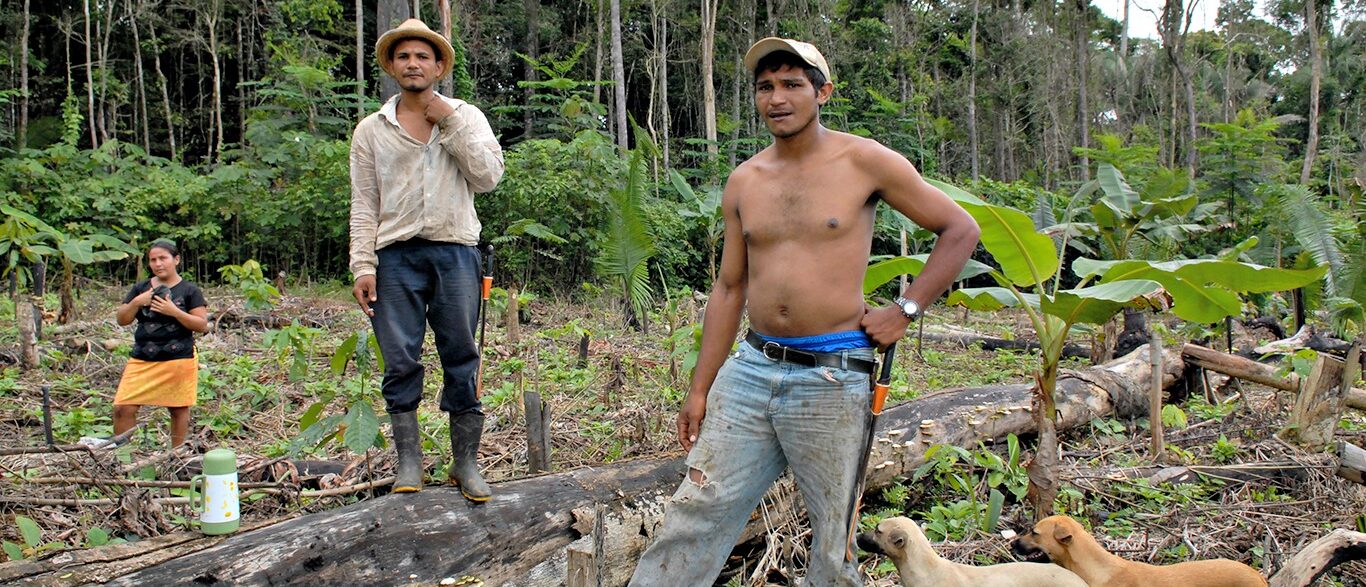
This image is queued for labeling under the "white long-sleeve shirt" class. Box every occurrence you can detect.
[348,93,504,279]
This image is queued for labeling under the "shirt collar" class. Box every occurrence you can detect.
[378,91,449,127]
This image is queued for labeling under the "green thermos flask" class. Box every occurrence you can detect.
[189,448,240,535]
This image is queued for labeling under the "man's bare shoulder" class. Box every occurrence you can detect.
[729,148,774,183]
[833,132,905,164]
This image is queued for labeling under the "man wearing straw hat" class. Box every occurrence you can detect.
[629,37,978,585]
[349,19,504,502]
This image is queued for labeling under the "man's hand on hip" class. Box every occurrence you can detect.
[423,95,456,124]
[676,391,708,452]
[861,303,912,350]
[353,275,377,317]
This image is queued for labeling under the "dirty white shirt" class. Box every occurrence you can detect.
[349,93,505,279]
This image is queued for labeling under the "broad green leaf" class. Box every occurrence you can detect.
[957,200,1059,286]
[16,516,40,548]
[946,287,1039,311]
[2,541,23,561]
[668,169,696,200]
[862,255,993,293]
[1080,259,1326,323]
[330,332,359,376]
[1100,259,1328,294]
[289,413,344,456]
[1140,168,1191,202]
[85,527,110,547]
[343,402,380,454]
[1042,280,1163,325]
[1096,163,1139,214]
[367,334,385,373]
[924,178,986,205]
[299,401,328,432]
[59,240,95,264]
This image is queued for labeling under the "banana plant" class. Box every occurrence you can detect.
[917,179,1327,520]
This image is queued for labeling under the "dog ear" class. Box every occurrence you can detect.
[1051,523,1073,544]
[891,530,907,550]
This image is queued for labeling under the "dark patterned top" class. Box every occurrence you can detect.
[123,280,207,361]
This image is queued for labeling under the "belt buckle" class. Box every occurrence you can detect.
[761,341,785,362]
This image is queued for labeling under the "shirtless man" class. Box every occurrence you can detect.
[629,38,979,586]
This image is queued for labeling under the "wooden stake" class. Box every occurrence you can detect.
[524,390,551,474]
[1149,323,1164,459]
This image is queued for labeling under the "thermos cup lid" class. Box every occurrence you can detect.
[202,448,237,475]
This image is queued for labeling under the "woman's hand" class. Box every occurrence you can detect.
[131,288,155,308]
[148,294,181,317]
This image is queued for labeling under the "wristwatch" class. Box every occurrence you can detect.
[893,296,922,321]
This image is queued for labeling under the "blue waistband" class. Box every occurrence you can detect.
[754,330,872,352]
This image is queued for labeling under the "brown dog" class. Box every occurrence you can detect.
[857,517,1089,587]
[1011,515,1267,587]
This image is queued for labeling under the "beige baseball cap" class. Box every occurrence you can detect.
[743,37,832,82]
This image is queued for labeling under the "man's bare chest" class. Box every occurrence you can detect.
[739,173,876,244]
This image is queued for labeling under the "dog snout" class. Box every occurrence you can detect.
[855,532,884,555]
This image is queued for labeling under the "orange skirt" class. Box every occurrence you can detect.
[114,355,199,407]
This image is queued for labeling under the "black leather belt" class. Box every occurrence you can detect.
[744,330,877,374]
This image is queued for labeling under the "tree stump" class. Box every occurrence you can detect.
[1282,351,1347,448]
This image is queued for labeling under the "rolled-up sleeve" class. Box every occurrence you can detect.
[349,124,380,280]
[436,105,504,193]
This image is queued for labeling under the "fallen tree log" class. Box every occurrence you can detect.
[0,346,1181,586]
[1268,528,1366,587]
[917,329,1092,360]
[1338,442,1366,485]
[1181,343,1366,410]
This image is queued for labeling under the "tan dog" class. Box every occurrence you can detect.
[1010,515,1267,587]
[857,516,1089,587]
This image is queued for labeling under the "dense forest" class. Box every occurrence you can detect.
[1,0,1361,302]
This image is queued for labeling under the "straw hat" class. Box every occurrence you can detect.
[743,37,832,82]
[375,19,456,78]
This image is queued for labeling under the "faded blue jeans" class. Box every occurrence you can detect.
[371,238,483,416]
[630,342,874,586]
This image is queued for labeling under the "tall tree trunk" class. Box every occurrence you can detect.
[438,0,452,97]
[205,0,224,162]
[594,0,604,105]
[1299,0,1321,185]
[700,0,719,156]
[128,1,150,153]
[1075,0,1090,182]
[659,10,669,169]
[610,0,627,149]
[377,0,410,102]
[18,0,30,149]
[522,0,539,138]
[147,19,175,159]
[1118,0,1129,129]
[356,0,366,120]
[968,0,980,181]
[96,0,116,145]
[83,0,98,149]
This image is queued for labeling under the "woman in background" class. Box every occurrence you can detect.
[113,239,209,446]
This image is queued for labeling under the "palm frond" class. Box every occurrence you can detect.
[596,148,657,326]
[1273,183,1344,297]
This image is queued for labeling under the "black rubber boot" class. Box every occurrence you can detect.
[447,412,492,502]
[390,410,424,493]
